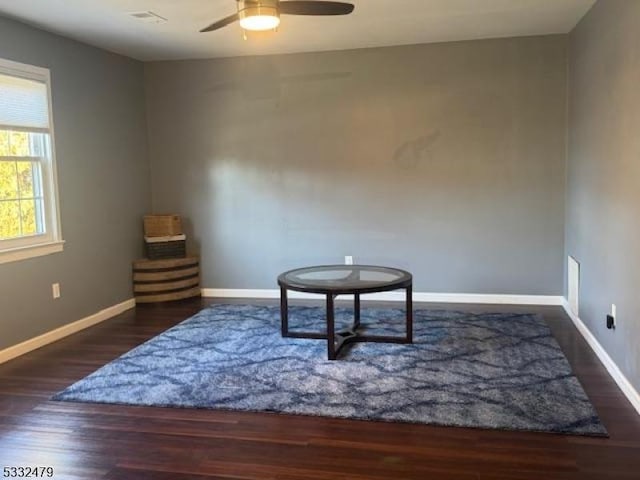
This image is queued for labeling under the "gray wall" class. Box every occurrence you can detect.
[567,1,640,392]
[145,35,568,294]
[0,16,150,349]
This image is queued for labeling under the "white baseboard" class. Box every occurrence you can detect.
[202,288,564,306]
[0,298,136,365]
[562,299,640,416]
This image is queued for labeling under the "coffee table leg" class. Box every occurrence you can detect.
[327,294,336,360]
[406,284,413,343]
[280,285,289,337]
[354,293,361,329]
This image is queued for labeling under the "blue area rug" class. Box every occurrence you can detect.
[53,304,607,436]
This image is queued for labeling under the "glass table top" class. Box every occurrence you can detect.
[278,265,412,293]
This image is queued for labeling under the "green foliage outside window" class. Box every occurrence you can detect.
[0,130,43,240]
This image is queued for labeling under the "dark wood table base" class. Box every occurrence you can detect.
[280,286,413,360]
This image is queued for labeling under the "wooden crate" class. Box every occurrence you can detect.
[143,215,183,237]
[133,256,200,304]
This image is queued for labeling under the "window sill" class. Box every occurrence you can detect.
[0,240,65,265]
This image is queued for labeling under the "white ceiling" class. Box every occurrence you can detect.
[0,0,596,61]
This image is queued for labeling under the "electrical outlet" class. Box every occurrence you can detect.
[611,304,617,328]
[344,256,353,265]
[52,283,61,299]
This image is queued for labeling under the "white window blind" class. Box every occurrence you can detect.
[0,73,51,132]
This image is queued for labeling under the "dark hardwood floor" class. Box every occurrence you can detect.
[1,298,639,479]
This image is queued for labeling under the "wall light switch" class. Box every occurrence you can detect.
[52,283,61,299]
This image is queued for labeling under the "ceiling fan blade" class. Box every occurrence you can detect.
[279,1,355,16]
[200,13,240,32]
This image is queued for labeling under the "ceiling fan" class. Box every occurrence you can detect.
[200,0,355,33]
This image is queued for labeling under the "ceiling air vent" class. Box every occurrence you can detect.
[128,11,168,24]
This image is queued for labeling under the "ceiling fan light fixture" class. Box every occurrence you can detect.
[238,2,280,31]
[199,0,355,34]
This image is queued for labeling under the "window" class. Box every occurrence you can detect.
[0,58,62,263]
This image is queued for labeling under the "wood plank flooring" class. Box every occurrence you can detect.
[1,298,639,479]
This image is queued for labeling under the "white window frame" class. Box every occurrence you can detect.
[0,58,63,264]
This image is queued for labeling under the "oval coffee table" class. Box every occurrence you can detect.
[278,265,413,360]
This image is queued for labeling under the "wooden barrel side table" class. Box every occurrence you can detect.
[133,256,201,304]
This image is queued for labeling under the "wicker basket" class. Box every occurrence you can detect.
[144,215,183,237]
[145,234,186,260]
[133,256,201,304]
